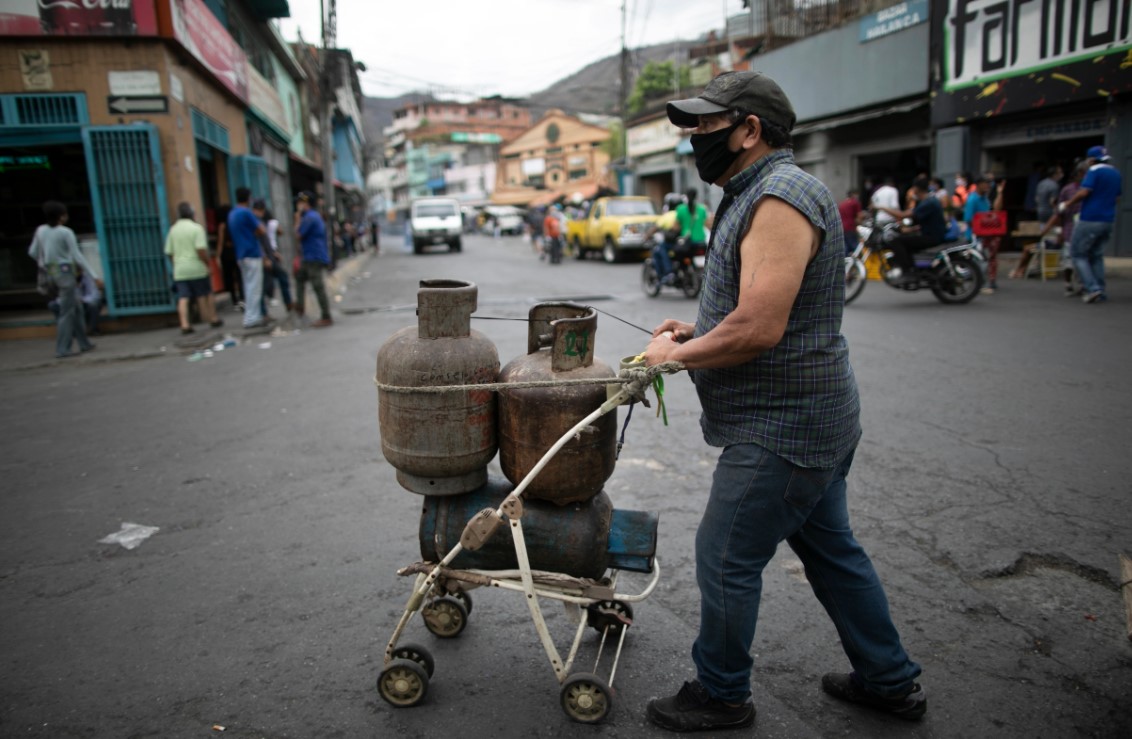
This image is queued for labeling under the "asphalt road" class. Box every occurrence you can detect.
[1,231,1130,738]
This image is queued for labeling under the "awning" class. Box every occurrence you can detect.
[791,99,928,135]
[288,152,321,179]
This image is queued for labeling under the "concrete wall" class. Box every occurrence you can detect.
[749,21,929,122]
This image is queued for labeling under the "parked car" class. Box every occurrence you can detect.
[410,197,462,253]
[566,196,659,262]
[483,205,525,236]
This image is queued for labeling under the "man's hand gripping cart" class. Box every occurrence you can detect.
[378,360,682,723]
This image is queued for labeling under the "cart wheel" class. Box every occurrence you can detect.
[450,589,473,615]
[560,672,612,723]
[587,600,634,636]
[378,658,429,707]
[421,596,468,638]
[390,642,435,678]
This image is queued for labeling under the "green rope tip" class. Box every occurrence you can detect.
[653,375,668,426]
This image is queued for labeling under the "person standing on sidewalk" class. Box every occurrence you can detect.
[642,71,924,732]
[1060,146,1123,304]
[252,200,294,319]
[165,202,222,335]
[28,200,102,358]
[293,192,333,328]
[227,188,269,329]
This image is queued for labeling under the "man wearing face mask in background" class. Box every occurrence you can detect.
[643,71,924,732]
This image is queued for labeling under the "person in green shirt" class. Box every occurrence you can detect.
[164,202,222,334]
[675,188,709,247]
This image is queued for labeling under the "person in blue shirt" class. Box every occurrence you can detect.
[227,187,269,328]
[1060,146,1123,303]
[293,191,333,328]
[962,175,1006,293]
[875,177,947,285]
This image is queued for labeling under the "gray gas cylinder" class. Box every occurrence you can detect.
[377,280,499,495]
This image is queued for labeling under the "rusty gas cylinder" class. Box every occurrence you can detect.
[418,475,659,579]
[497,303,616,504]
[376,280,499,495]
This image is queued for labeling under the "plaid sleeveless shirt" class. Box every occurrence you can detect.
[691,149,860,469]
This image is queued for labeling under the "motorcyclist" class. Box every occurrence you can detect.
[874,177,947,284]
[650,194,683,285]
[674,187,709,260]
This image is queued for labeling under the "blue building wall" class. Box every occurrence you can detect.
[333,118,363,186]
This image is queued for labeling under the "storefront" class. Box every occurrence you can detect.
[930,0,1132,252]
[626,113,686,209]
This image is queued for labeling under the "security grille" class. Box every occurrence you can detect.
[191,108,230,152]
[0,93,88,128]
[82,125,173,315]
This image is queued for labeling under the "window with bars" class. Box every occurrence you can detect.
[0,93,88,128]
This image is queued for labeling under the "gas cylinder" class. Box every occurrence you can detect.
[498,303,616,504]
[376,280,499,495]
[418,475,658,579]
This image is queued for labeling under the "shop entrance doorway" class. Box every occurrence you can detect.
[0,142,94,308]
[857,147,931,206]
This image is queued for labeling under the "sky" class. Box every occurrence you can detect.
[278,0,749,99]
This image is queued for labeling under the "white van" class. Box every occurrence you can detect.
[410,197,463,253]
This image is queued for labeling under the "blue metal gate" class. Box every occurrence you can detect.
[228,155,270,205]
[82,124,172,316]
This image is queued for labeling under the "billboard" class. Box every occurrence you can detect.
[931,0,1132,124]
[0,0,158,36]
[168,0,248,102]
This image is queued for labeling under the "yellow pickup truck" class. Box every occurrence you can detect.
[566,196,660,263]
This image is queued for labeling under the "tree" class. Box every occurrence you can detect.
[626,61,692,115]
[600,120,624,162]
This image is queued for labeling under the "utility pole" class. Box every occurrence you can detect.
[320,0,337,260]
[619,0,630,185]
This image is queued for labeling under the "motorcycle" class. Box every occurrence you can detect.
[845,218,985,305]
[642,238,705,299]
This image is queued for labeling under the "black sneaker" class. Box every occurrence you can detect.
[821,672,926,720]
[646,680,755,732]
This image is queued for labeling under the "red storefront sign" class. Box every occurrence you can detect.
[0,0,158,36]
[168,0,247,102]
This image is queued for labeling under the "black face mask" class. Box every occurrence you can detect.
[690,120,745,184]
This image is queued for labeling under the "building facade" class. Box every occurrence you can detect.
[929,0,1131,253]
[492,109,614,207]
[0,0,300,316]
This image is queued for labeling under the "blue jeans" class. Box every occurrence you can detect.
[263,256,293,311]
[652,240,674,280]
[692,443,920,703]
[238,257,264,326]
[1070,220,1111,296]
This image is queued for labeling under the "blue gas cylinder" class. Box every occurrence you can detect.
[418,476,658,579]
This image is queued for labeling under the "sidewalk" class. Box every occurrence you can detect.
[0,252,373,373]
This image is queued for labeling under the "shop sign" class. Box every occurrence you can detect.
[859,0,928,43]
[930,0,1132,125]
[0,0,158,37]
[247,65,287,134]
[169,73,183,102]
[18,48,52,90]
[0,153,51,172]
[451,132,502,144]
[521,157,546,176]
[627,116,682,158]
[169,0,248,102]
[982,114,1108,147]
[943,0,1132,90]
[109,70,161,96]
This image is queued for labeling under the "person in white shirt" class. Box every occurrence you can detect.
[870,177,900,226]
